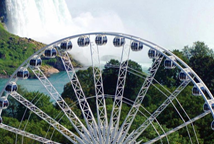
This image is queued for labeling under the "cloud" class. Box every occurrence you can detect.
[65,0,214,49]
[33,10,126,45]
[72,11,126,33]
[6,0,214,69]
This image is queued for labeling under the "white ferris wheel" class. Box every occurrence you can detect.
[0,32,214,144]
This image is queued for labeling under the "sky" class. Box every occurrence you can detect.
[5,0,214,68]
[65,0,214,50]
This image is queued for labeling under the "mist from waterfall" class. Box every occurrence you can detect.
[4,0,151,68]
[5,0,76,43]
[5,0,126,44]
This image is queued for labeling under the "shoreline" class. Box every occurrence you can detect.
[0,66,87,80]
[0,74,10,79]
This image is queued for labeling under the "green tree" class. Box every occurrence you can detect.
[182,41,213,59]
[189,55,214,94]
[103,59,145,100]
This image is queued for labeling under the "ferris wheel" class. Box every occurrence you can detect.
[0,32,214,144]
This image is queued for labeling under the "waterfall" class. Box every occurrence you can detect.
[5,0,73,43]
[4,0,139,67]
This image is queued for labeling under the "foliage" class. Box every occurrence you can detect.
[182,41,214,59]
[102,59,146,100]
[0,22,45,76]
[0,22,82,77]
[1,26,214,143]
[59,50,214,143]
[61,59,146,111]
[189,56,214,94]
[1,87,72,143]
[154,55,181,88]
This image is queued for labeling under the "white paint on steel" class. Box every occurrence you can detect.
[1,32,213,143]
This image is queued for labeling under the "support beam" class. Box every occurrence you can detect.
[124,79,191,143]
[57,48,99,143]
[30,67,91,142]
[114,54,163,144]
[10,92,83,144]
[0,124,61,144]
[90,42,107,143]
[107,43,130,143]
[143,112,210,144]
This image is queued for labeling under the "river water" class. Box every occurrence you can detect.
[0,66,149,97]
[0,71,70,95]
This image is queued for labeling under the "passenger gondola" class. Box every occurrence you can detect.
[131,41,143,51]
[148,49,159,59]
[113,37,125,47]
[0,97,9,109]
[192,83,205,96]
[211,120,214,130]
[179,69,191,81]
[77,36,90,47]
[60,41,72,50]
[17,67,29,79]
[203,103,209,111]
[5,81,17,93]
[164,56,176,69]
[203,103,214,111]
[44,48,57,58]
[29,55,42,67]
[95,35,107,45]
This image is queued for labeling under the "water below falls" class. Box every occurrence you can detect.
[0,71,70,96]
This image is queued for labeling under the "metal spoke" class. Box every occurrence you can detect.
[1,32,214,143]
[124,79,191,143]
[57,48,99,143]
[107,43,131,143]
[9,92,82,144]
[144,75,199,143]
[174,97,200,143]
[144,112,210,144]
[0,124,60,144]
[90,41,108,143]
[114,54,164,144]
[20,93,44,144]
[15,91,41,143]
[30,66,91,142]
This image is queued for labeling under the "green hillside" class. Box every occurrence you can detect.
[0,22,82,78]
[0,22,45,77]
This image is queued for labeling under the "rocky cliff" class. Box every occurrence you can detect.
[0,0,6,23]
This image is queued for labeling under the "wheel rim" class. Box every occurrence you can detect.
[0,32,213,144]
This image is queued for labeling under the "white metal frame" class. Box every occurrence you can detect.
[144,112,210,144]
[29,66,91,143]
[57,47,99,143]
[124,79,191,143]
[107,42,131,143]
[90,41,108,143]
[1,32,213,143]
[0,123,61,144]
[9,92,82,144]
[113,53,164,144]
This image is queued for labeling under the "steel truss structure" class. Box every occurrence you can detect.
[30,66,91,143]
[0,123,60,144]
[90,42,108,143]
[107,43,131,143]
[114,54,164,144]
[0,32,214,144]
